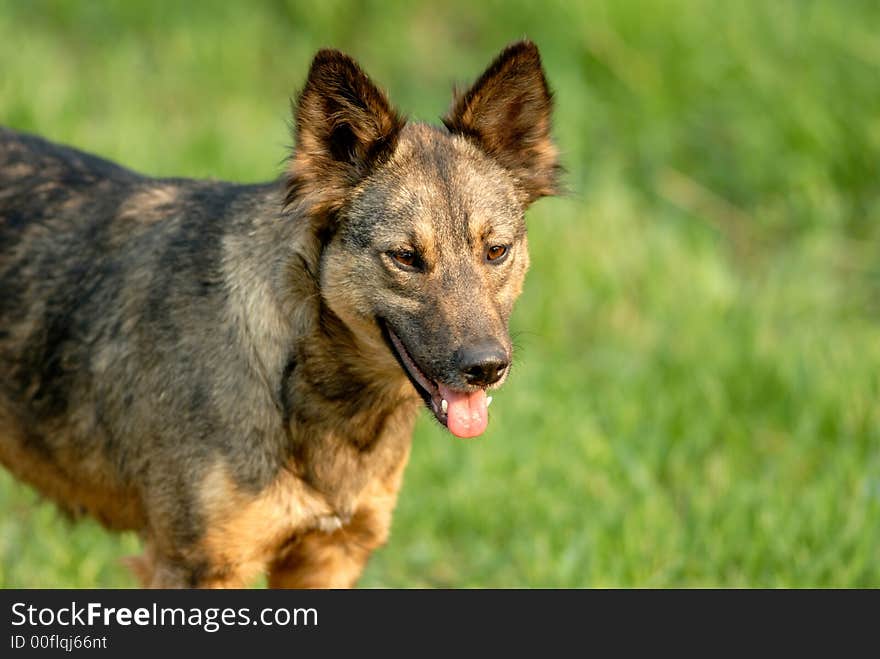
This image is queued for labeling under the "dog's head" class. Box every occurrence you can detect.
[288,41,559,438]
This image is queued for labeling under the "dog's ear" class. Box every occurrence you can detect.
[287,50,404,215]
[443,41,559,207]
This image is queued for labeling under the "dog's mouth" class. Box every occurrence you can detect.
[380,321,491,439]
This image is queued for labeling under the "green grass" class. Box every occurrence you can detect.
[1,0,878,587]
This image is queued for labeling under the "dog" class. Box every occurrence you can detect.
[0,40,559,588]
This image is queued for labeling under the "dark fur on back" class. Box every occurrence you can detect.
[0,41,558,587]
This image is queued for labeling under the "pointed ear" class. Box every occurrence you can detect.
[287,50,405,215]
[443,41,560,207]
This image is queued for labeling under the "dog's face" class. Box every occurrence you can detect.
[288,42,558,437]
[326,126,529,438]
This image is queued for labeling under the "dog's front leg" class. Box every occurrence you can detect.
[126,540,259,589]
[267,507,390,589]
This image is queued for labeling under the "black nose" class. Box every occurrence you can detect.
[456,341,509,387]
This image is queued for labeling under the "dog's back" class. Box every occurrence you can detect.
[0,128,147,525]
[0,128,285,530]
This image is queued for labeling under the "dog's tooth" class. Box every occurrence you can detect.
[441,399,448,414]
[486,396,493,408]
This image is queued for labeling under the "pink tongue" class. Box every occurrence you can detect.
[437,384,488,438]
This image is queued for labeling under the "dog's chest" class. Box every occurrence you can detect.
[197,461,341,571]
[197,411,416,573]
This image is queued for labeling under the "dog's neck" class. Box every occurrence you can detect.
[223,185,420,452]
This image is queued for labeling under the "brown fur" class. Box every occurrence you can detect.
[0,41,558,588]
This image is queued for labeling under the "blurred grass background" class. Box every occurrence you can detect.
[1,0,879,587]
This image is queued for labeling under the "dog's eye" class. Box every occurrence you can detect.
[389,249,421,270]
[485,244,509,263]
